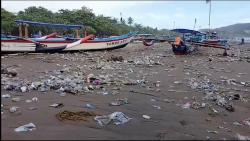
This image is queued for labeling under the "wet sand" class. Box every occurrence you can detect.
[1,42,250,140]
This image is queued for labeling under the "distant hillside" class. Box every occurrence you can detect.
[200,23,250,38]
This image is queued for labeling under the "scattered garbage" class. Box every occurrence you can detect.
[233,121,243,126]
[32,97,38,102]
[14,123,36,132]
[84,103,96,109]
[236,133,250,140]
[109,98,128,106]
[142,115,151,119]
[207,130,218,134]
[25,99,32,103]
[242,118,250,126]
[56,110,96,121]
[12,97,21,102]
[9,106,19,113]
[191,102,206,109]
[50,103,64,108]
[94,112,131,126]
[2,94,11,98]
[182,102,191,109]
[20,86,27,92]
[152,105,161,110]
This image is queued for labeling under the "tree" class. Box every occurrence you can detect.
[1,6,171,36]
[1,8,17,34]
[127,17,133,26]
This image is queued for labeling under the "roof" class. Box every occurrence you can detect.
[15,20,84,30]
[170,29,204,35]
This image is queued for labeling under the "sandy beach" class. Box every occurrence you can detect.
[1,42,250,140]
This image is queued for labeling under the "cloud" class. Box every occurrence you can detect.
[240,18,250,23]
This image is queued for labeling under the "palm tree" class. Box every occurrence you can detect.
[127,17,133,26]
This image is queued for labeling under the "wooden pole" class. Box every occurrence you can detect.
[76,29,80,38]
[19,24,23,37]
[208,0,211,34]
[84,28,87,37]
[24,24,29,38]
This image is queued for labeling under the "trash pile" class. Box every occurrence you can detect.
[188,77,237,112]
[2,65,151,94]
[2,69,86,94]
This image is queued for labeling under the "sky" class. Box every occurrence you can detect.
[2,1,250,30]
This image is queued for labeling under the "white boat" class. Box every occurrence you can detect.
[1,32,135,53]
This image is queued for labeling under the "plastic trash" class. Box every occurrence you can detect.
[49,103,64,108]
[152,105,161,110]
[182,102,191,109]
[20,86,27,92]
[94,112,131,126]
[207,130,218,134]
[236,133,250,140]
[59,92,66,97]
[92,80,102,85]
[102,92,109,95]
[150,98,156,102]
[14,123,36,132]
[109,98,128,106]
[12,97,21,102]
[233,121,243,126]
[84,103,96,109]
[32,97,38,102]
[142,115,151,119]
[9,106,19,113]
[243,118,250,126]
[25,99,32,103]
[2,94,11,98]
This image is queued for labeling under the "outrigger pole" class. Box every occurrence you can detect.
[206,0,212,34]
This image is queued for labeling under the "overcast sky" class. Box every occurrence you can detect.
[2,1,250,30]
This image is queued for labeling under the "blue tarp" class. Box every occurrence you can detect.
[170,29,204,35]
[15,20,84,30]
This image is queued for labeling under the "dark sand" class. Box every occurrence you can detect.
[1,42,250,140]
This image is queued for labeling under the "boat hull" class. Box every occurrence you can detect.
[1,34,133,53]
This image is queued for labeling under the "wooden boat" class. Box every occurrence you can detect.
[170,29,230,49]
[1,32,135,53]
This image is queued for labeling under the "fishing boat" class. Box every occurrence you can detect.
[1,20,136,53]
[1,32,135,53]
[170,29,230,49]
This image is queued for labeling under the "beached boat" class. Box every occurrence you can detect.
[1,32,135,53]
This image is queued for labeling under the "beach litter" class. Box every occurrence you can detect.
[182,102,191,109]
[14,123,36,132]
[49,103,64,108]
[236,133,250,140]
[56,110,96,121]
[12,97,21,102]
[2,94,11,98]
[84,103,96,109]
[109,98,128,106]
[9,106,19,113]
[142,115,151,119]
[152,105,161,110]
[207,130,218,134]
[94,112,131,126]
[242,118,250,126]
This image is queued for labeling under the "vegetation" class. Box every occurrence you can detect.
[1,6,171,37]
